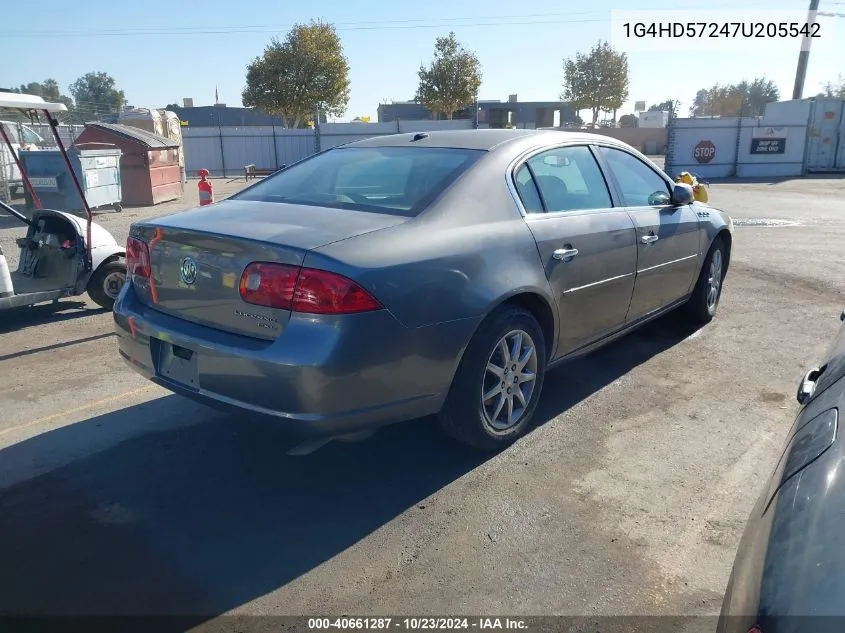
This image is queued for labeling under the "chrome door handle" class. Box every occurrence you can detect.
[641,234,659,244]
[553,247,579,261]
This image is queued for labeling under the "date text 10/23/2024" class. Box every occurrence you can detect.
[308,618,529,630]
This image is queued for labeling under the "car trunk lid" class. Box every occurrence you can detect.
[130,200,407,340]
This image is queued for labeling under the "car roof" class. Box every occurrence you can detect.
[343,128,634,152]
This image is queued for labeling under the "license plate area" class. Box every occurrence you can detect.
[154,339,199,389]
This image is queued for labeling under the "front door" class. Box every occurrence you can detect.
[596,146,702,322]
[513,145,638,358]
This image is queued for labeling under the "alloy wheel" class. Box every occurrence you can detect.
[707,249,723,310]
[481,329,539,432]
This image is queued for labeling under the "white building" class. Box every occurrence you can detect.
[638,111,669,128]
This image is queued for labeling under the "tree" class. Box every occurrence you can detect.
[692,85,744,116]
[23,79,75,111]
[164,103,181,110]
[242,20,350,129]
[648,100,675,112]
[8,80,74,109]
[619,114,638,128]
[69,72,126,121]
[561,41,629,126]
[0,79,75,122]
[416,32,482,120]
[690,78,779,117]
[819,75,845,98]
[741,78,780,116]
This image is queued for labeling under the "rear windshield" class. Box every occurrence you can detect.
[233,146,484,216]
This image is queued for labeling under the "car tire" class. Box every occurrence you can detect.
[87,260,126,310]
[685,236,726,324]
[438,306,547,451]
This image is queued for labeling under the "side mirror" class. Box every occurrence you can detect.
[671,183,695,205]
[796,367,822,405]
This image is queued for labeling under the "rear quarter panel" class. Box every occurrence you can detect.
[308,150,557,330]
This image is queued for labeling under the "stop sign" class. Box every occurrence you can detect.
[694,140,716,164]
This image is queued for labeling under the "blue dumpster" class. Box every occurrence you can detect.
[19,144,123,214]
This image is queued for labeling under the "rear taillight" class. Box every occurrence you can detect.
[239,262,298,309]
[126,236,151,278]
[293,267,383,314]
[239,262,382,314]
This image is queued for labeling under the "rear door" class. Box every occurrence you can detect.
[513,144,638,358]
[596,146,701,322]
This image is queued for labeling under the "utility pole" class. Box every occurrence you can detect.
[792,0,821,100]
[313,106,321,154]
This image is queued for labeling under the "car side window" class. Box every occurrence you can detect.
[513,164,544,214]
[599,147,671,207]
[525,145,612,212]
[20,126,42,145]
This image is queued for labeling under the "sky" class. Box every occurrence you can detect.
[0,0,842,122]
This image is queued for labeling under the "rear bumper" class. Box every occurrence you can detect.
[114,284,479,438]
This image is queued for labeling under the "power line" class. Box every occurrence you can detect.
[3,10,614,35]
[0,18,603,38]
[0,2,780,38]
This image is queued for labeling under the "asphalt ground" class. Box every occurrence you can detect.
[1,169,843,629]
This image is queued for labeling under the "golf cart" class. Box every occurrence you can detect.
[0,92,126,311]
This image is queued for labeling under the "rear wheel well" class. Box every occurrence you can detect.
[501,293,555,361]
[95,253,125,270]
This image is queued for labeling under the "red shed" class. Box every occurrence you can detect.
[74,122,183,206]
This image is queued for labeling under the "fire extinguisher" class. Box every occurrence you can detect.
[197,168,214,206]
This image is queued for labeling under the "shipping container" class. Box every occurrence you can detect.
[805,99,845,172]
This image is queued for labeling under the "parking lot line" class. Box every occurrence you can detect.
[0,385,155,438]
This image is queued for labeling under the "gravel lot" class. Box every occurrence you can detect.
[1,169,844,627]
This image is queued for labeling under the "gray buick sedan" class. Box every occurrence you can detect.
[114,129,733,450]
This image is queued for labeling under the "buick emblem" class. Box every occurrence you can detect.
[180,256,198,285]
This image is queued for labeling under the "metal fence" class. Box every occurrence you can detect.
[182,119,475,178]
[23,123,84,148]
[5,116,818,187]
[665,116,808,179]
[3,120,478,197]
